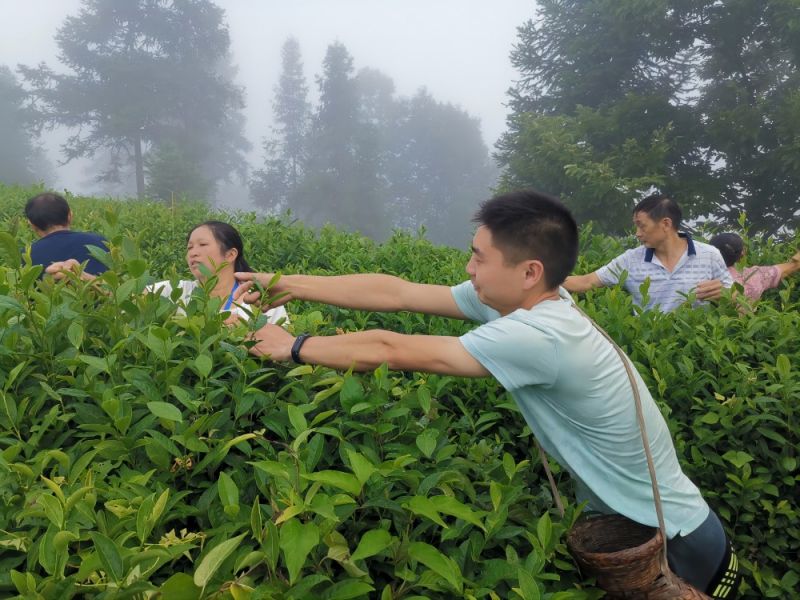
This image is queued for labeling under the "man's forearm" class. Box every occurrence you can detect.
[288,330,488,377]
[563,272,602,293]
[281,273,463,318]
[282,273,413,311]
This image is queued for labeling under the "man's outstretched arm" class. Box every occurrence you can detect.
[563,272,603,293]
[235,272,466,319]
[250,324,489,377]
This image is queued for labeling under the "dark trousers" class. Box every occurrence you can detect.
[667,509,741,599]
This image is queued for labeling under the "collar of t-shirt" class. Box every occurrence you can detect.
[643,232,696,264]
[41,229,73,239]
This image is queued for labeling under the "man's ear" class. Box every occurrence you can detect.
[522,259,546,289]
[67,210,74,226]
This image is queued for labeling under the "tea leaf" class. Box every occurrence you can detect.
[147,401,183,422]
[159,572,202,599]
[723,450,754,469]
[430,495,486,531]
[416,429,438,458]
[346,449,376,485]
[90,531,125,584]
[350,529,392,561]
[408,541,463,592]
[280,519,320,585]
[38,495,63,529]
[195,353,213,378]
[218,471,239,512]
[302,470,362,497]
[321,580,376,599]
[193,533,246,588]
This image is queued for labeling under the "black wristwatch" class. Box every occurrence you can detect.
[291,333,312,364]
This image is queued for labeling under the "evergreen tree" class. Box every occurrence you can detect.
[145,142,213,202]
[252,42,495,244]
[20,0,248,199]
[0,66,51,185]
[496,1,711,233]
[498,1,800,234]
[388,90,496,247]
[696,1,800,232]
[251,37,310,212]
[298,42,387,238]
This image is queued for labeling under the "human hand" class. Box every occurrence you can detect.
[695,279,723,301]
[223,312,242,327]
[234,272,292,307]
[45,259,83,280]
[248,323,295,361]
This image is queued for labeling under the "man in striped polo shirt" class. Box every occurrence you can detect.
[564,194,733,312]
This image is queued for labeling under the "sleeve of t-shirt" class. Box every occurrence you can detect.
[265,305,290,325]
[459,316,559,391]
[146,280,173,296]
[450,280,501,324]
[595,251,632,286]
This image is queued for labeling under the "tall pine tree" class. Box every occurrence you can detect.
[251,37,310,212]
[0,66,51,186]
[298,42,387,238]
[20,0,248,200]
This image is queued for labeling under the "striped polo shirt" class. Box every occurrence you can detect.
[595,234,733,312]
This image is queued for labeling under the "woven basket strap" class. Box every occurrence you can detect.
[536,438,565,518]
[534,302,670,572]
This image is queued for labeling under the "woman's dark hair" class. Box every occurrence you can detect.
[709,232,744,267]
[188,221,252,272]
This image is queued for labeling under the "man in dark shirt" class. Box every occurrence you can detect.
[25,192,108,276]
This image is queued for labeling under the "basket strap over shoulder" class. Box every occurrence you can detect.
[534,303,670,574]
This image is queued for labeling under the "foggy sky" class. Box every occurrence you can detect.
[0,0,534,204]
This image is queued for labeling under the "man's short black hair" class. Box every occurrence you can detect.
[473,189,578,288]
[709,232,744,267]
[25,192,71,231]
[633,193,682,230]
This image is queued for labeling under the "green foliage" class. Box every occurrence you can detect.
[0,184,798,598]
[0,66,52,186]
[146,143,215,203]
[499,0,800,234]
[251,37,311,214]
[18,0,249,199]
[252,40,495,246]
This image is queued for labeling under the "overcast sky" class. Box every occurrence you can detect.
[0,0,535,202]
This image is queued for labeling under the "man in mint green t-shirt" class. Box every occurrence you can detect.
[239,189,739,599]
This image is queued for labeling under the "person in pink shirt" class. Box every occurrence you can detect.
[709,233,800,301]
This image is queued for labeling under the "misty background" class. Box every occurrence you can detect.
[2,1,797,245]
[1,0,532,246]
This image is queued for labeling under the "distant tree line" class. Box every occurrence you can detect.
[250,38,496,245]
[1,0,495,247]
[4,0,794,240]
[496,1,800,235]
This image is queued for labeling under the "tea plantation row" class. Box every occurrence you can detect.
[0,184,797,599]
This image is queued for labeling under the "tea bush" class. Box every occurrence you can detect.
[0,184,797,598]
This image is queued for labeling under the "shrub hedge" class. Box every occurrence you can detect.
[0,184,797,599]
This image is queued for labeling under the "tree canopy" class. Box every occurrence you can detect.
[20,0,249,201]
[498,0,800,234]
[252,39,495,245]
[0,66,51,186]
